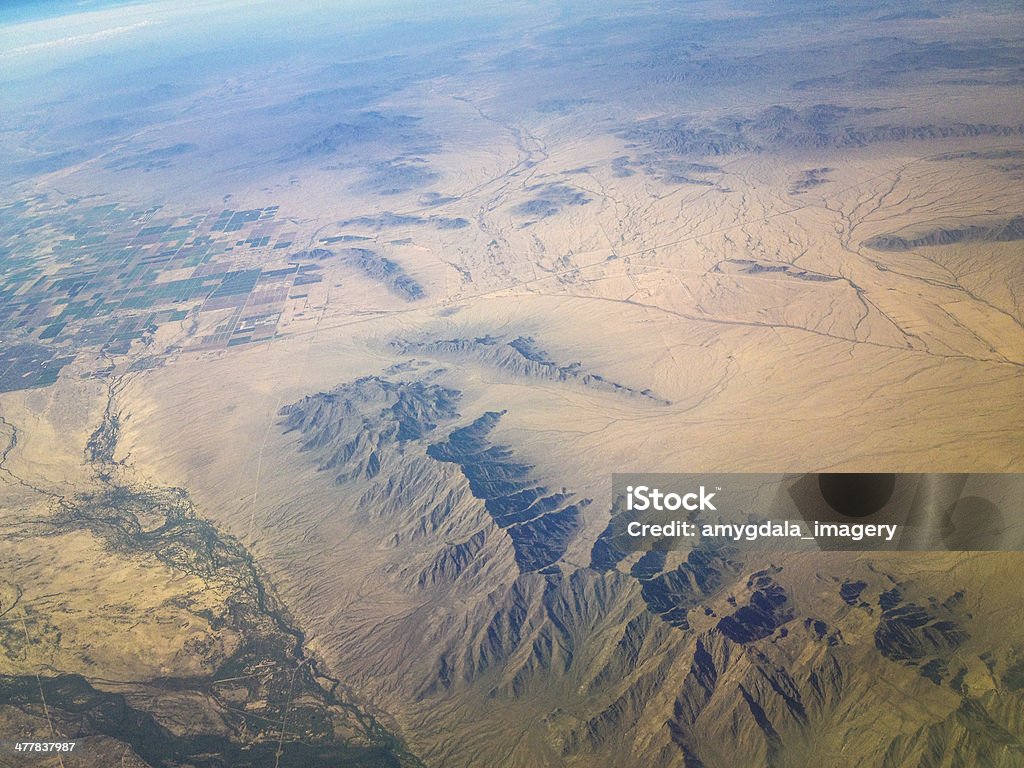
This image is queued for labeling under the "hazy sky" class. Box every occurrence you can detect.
[0,0,147,24]
[0,0,528,193]
[0,0,513,77]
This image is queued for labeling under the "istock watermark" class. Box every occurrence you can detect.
[625,484,717,512]
[605,473,1024,553]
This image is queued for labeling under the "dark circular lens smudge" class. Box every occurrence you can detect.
[818,473,896,518]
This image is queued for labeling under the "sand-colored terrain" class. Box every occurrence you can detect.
[2,1,1023,766]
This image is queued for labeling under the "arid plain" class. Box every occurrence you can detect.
[1,1,1023,766]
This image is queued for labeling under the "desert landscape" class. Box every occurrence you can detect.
[1,1,1023,765]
